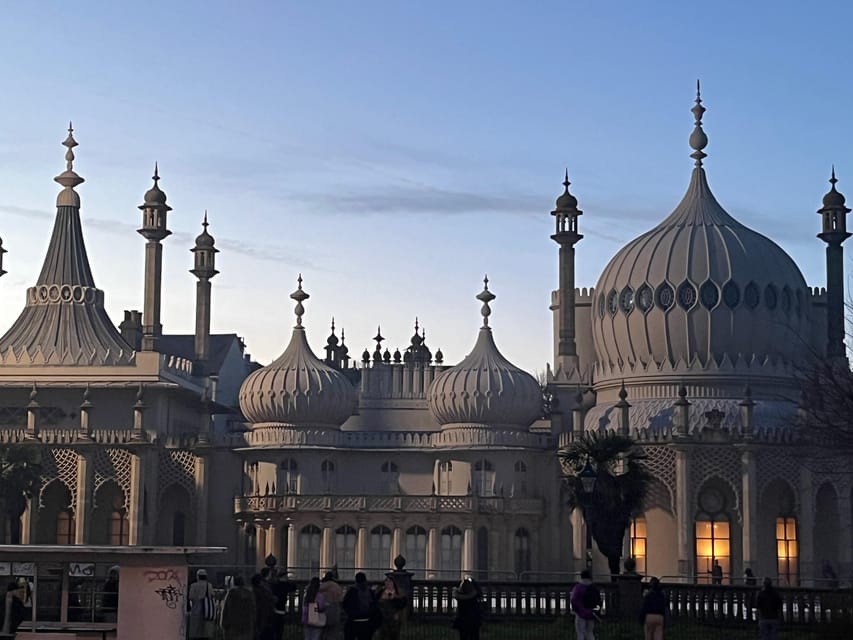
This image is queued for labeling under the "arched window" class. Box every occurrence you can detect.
[438,461,452,495]
[279,459,299,495]
[321,460,336,493]
[514,528,531,576]
[381,461,399,493]
[405,526,427,579]
[473,459,495,497]
[369,525,392,578]
[776,517,798,586]
[299,525,322,578]
[630,517,647,575]
[695,485,731,583]
[56,510,75,545]
[439,525,463,578]
[336,525,357,572]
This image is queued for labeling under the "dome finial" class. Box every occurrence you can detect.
[291,274,310,326]
[831,164,837,187]
[563,168,570,191]
[689,80,708,168]
[153,162,160,183]
[54,122,85,201]
[476,274,496,327]
[202,209,209,230]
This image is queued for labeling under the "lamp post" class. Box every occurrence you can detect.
[580,458,597,570]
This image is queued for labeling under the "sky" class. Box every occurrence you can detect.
[0,1,851,375]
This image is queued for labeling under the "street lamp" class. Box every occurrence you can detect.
[579,458,597,569]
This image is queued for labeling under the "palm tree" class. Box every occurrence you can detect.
[557,431,650,579]
[0,445,42,544]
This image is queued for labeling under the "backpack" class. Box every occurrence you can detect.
[583,584,601,610]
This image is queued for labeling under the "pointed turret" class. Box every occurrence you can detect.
[138,163,172,350]
[190,212,218,374]
[0,125,131,364]
[817,167,851,363]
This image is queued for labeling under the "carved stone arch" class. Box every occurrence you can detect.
[36,479,74,544]
[40,448,79,509]
[93,448,132,511]
[157,449,196,504]
[692,448,741,522]
[644,476,675,515]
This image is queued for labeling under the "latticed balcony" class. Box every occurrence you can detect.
[233,494,544,517]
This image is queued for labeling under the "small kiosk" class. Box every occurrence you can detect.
[0,545,225,639]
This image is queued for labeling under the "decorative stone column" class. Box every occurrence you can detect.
[74,450,94,544]
[571,509,586,573]
[391,518,403,564]
[255,527,268,569]
[740,449,758,574]
[286,521,298,576]
[321,517,334,573]
[798,466,815,585]
[675,447,692,578]
[426,519,439,580]
[356,517,369,573]
[127,451,146,545]
[194,454,208,545]
[462,524,475,577]
[267,523,281,562]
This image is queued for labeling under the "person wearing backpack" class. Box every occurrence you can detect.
[342,572,379,640]
[570,569,600,640]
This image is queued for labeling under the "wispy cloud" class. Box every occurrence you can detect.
[0,203,320,269]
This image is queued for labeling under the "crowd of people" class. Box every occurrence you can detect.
[187,567,448,640]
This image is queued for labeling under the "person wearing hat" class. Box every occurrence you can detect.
[188,569,216,639]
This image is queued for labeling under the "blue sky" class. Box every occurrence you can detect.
[0,1,851,374]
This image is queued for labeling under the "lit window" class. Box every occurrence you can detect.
[776,517,798,586]
[695,515,730,583]
[630,517,647,575]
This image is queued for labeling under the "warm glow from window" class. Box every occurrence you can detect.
[630,517,647,574]
[776,516,798,585]
[695,516,730,582]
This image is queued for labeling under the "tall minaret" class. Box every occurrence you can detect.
[817,167,851,363]
[551,170,583,375]
[138,164,172,351]
[190,212,218,374]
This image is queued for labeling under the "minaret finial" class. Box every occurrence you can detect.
[331,316,335,333]
[290,273,309,326]
[689,80,708,168]
[563,168,570,192]
[202,209,209,230]
[153,162,160,182]
[54,122,85,201]
[476,274,496,327]
[831,165,837,187]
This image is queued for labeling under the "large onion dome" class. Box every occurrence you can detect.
[592,87,810,379]
[238,276,357,428]
[428,278,542,428]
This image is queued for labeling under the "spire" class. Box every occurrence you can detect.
[554,168,579,212]
[689,80,708,168]
[291,274,309,326]
[821,165,848,209]
[54,122,85,207]
[476,274,496,327]
[0,124,132,364]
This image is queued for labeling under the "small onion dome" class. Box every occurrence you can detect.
[822,167,847,208]
[195,215,215,248]
[143,163,169,207]
[238,276,357,427]
[427,277,542,428]
[554,169,578,210]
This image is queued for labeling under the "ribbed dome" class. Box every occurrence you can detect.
[428,280,542,428]
[592,168,810,375]
[238,278,356,428]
